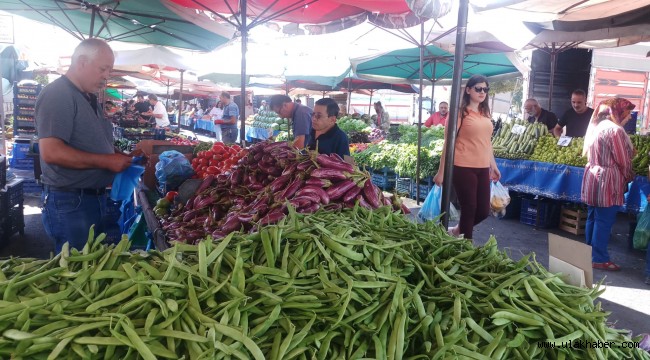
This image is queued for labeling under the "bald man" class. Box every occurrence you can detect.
[35,38,133,253]
[523,98,558,132]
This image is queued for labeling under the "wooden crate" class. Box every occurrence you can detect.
[559,207,587,235]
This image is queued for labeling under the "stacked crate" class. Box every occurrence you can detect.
[13,83,41,137]
[0,179,24,243]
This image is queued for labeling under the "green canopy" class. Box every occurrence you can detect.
[0,0,233,51]
[351,45,521,85]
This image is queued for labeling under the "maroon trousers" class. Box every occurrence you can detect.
[452,166,490,239]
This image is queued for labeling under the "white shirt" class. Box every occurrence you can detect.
[209,107,223,120]
[152,101,169,127]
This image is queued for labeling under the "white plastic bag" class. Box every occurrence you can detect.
[490,181,511,218]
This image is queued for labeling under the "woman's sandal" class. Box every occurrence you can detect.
[592,261,621,271]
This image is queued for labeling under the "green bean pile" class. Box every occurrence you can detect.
[0,207,647,359]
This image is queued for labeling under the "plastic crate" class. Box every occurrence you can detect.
[11,143,30,160]
[9,157,34,170]
[0,155,5,189]
[500,190,522,220]
[2,205,24,240]
[395,176,412,196]
[14,83,42,96]
[14,106,35,117]
[520,198,561,228]
[0,180,24,209]
[14,120,35,130]
[14,96,37,106]
[21,179,42,195]
[370,167,396,191]
[410,177,434,201]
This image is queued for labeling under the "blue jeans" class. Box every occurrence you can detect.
[585,206,618,263]
[41,189,107,253]
[222,127,238,144]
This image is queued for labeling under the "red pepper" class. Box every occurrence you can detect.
[165,191,179,202]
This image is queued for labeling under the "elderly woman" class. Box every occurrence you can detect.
[373,101,390,132]
[582,97,636,271]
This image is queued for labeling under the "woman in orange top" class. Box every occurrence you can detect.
[433,75,501,240]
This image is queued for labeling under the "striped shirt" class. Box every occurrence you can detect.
[581,120,634,207]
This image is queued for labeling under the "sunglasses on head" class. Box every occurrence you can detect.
[473,86,490,93]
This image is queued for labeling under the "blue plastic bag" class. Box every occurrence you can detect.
[418,185,442,221]
[155,150,194,191]
[110,164,145,202]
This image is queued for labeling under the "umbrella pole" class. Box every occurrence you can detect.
[178,70,184,136]
[240,0,248,146]
[440,0,470,228]
[431,60,437,113]
[347,90,352,114]
[416,22,425,204]
[548,42,557,112]
[165,79,170,109]
[368,90,373,116]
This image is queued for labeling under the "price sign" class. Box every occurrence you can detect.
[511,124,526,135]
[557,136,572,147]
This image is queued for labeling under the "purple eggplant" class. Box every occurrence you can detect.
[259,209,286,225]
[295,186,330,205]
[282,163,298,177]
[221,216,242,233]
[298,203,320,214]
[277,178,303,200]
[326,180,356,201]
[343,185,363,204]
[362,179,381,208]
[356,195,372,209]
[197,174,215,194]
[310,168,348,181]
[182,209,200,222]
[316,154,354,172]
[230,169,243,186]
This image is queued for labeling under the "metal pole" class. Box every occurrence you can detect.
[440,0,470,228]
[178,70,184,132]
[368,90,374,116]
[165,79,170,109]
[548,43,557,112]
[0,66,5,156]
[239,0,248,146]
[415,22,425,204]
[347,90,352,114]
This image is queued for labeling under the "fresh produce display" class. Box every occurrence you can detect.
[492,120,549,160]
[275,131,290,142]
[351,141,401,171]
[368,128,385,142]
[393,140,444,179]
[169,136,199,146]
[162,141,406,243]
[113,138,136,153]
[0,209,647,359]
[396,124,445,147]
[190,142,247,179]
[251,110,289,131]
[192,141,215,156]
[529,135,588,167]
[631,135,650,176]
[122,128,154,139]
[349,142,369,154]
[348,131,370,144]
[337,116,371,133]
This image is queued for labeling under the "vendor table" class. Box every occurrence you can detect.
[495,158,650,213]
[195,119,215,132]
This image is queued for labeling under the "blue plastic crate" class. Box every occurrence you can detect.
[370,167,396,191]
[0,180,23,210]
[395,175,411,196]
[9,157,33,170]
[11,143,30,160]
[410,177,434,201]
[520,198,561,228]
[14,97,37,106]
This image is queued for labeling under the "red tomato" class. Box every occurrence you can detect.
[199,158,208,166]
[165,191,179,202]
[208,159,218,166]
[206,166,219,175]
[191,158,199,166]
[212,154,222,161]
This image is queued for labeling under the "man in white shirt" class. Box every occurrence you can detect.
[208,102,223,141]
[144,94,170,128]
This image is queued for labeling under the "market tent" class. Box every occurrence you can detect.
[113,46,196,73]
[351,45,522,85]
[0,0,234,51]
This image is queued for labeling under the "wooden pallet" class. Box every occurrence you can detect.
[559,207,587,235]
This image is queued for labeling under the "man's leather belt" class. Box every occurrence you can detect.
[45,186,107,195]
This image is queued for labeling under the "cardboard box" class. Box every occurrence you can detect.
[134,140,194,190]
[548,233,592,288]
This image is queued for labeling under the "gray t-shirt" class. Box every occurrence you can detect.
[35,76,115,189]
[221,102,239,129]
[292,103,312,146]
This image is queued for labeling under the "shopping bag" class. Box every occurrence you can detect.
[449,203,460,222]
[418,185,442,221]
[110,164,145,202]
[490,181,511,218]
[633,207,650,250]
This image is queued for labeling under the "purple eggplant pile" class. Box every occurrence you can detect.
[159,141,408,244]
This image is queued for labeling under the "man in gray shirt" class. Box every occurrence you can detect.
[35,38,133,253]
[269,94,312,149]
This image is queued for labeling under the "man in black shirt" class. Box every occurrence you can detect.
[308,98,349,158]
[553,89,594,138]
[524,98,557,132]
[134,94,151,114]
